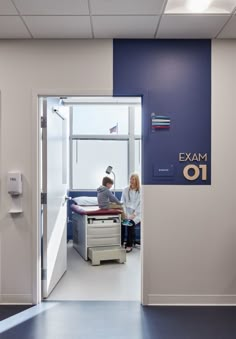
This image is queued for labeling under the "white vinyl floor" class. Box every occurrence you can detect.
[48,241,141,301]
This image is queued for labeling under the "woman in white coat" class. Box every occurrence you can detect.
[121,173,141,252]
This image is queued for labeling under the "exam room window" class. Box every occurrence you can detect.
[70,101,141,190]
[135,140,141,176]
[73,105,128,135]
[72,140,128,190]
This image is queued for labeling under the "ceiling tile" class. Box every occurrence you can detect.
[0,16,31,38]
[165,0,236,14]
[14,0,89,15]
[23,16,92,38]
[93,16,159,38]
[218,15,236,38]
[157,14,230,38]
[0,0,18,14]
[90,0,165,15]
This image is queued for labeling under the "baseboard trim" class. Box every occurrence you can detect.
[147,294,236,306]
[0,294,32,304]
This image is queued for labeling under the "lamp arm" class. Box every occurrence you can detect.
[111,171,116,196]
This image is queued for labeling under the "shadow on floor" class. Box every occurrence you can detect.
[0,305,32,321]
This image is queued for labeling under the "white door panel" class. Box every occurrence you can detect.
[42,97,69,298]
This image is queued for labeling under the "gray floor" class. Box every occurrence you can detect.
[48,241,141,301]
[0,306,32,321]
[1,301,236,339]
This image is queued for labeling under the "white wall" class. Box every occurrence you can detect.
[143,39,236,305]
[0,40,113,303]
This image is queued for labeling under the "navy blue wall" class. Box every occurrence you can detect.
[113,40,211,185]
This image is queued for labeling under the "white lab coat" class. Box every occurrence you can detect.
[121,186,141,224]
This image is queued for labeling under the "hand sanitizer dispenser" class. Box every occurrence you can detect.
[7,172,22,196]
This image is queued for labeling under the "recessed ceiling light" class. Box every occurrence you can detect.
[187,0,211,13]
[165,0,236,14]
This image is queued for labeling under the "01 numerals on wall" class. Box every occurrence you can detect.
[179,153,208,181]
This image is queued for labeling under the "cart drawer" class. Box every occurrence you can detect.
[87,236,120,247]
[87,225,120,237]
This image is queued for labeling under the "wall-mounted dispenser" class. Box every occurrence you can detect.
[7,171,23,213]
[7,172,22,196]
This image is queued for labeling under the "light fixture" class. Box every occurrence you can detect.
[165,0,236,14]
[105,166,113,175]
[105,166,116,196]
[187,0,211,13]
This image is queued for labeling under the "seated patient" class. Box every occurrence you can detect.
[97,176,122,210]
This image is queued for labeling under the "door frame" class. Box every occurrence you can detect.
[31,89,145,304]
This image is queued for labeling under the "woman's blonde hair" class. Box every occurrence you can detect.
[129,173,141,192]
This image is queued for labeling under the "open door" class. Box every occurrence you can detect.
[41,97,69,298]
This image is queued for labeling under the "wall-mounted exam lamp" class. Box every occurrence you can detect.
[105,166,116,196]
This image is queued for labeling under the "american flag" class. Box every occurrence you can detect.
[109,123,118,134]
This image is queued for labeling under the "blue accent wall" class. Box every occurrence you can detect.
[113,39,211,185]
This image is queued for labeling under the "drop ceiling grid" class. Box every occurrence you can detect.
[0,0,235,38]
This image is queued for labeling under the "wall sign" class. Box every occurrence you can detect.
[151,113,171,131]
[179,153,208,181]
[113,39,211,185]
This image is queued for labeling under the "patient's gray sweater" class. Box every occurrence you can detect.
[97,185,121,209]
